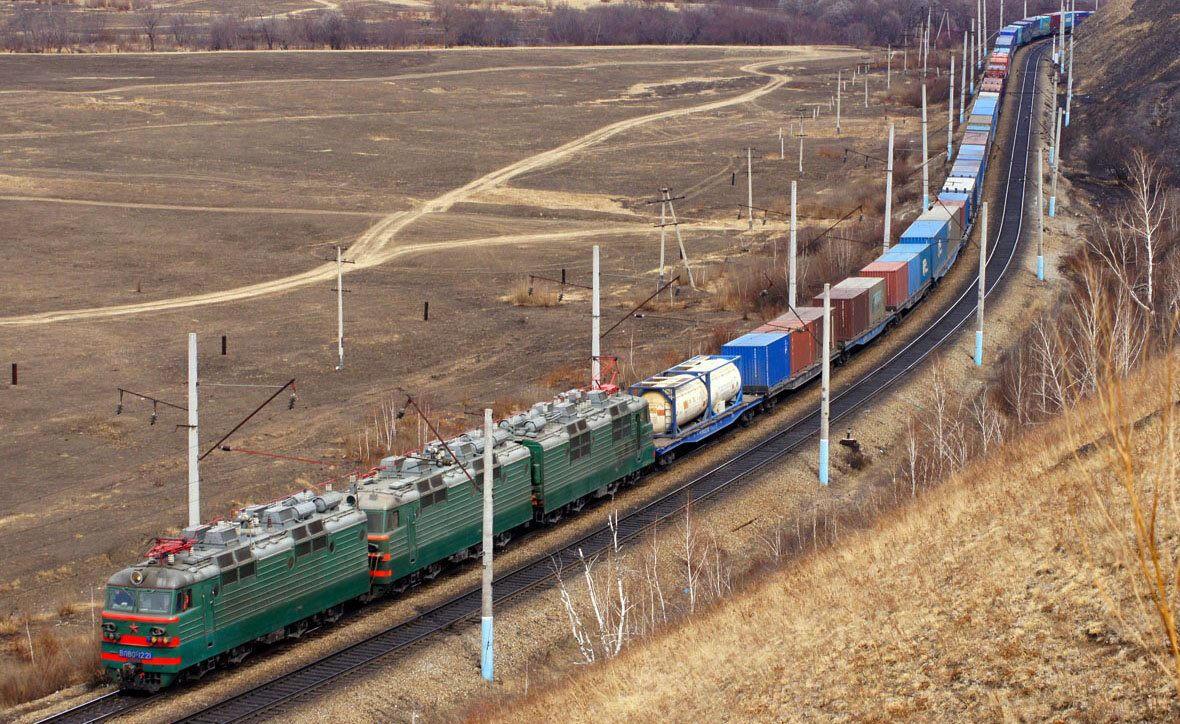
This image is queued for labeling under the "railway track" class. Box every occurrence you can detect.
[39,40,1048,724]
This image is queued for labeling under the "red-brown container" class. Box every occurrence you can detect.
[754,307,824,373]
[813,280,870,344]
[981,78,1005,94]
[860,261,910,308]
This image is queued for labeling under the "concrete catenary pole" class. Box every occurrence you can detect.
[921,83,930,210]
[836,71,841,135]
[480,408,494,681]
[961,32,968,122]
[1037,149,1045,280]
[819,283,831,486]
[887,44,892,89]
[948,57,955,159]
[780,127,784,160]
[798,134,804,175]
[970,21,976,92]
[746,147,754,231]
[884,123,895,252]
[789,180,797,308]
[335,245,344,370]
[864,72,868,108]
[1058,0,1065,70]
[1065,11,1074,126]
[657,189,666,292]
[592,245,600,385]
[187,332,199,528]
[1051,109,1062,216]
[976,202,988,366]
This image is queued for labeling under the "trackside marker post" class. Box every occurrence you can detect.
[820,283,831,486]
[481,408,494,681]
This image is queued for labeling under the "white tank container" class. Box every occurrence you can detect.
[640,356,742,435]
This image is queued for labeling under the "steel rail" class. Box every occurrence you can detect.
[48,40,1049,724]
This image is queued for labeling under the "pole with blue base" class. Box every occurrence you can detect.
[960,36,967,125]
[480,408,494,682]
[820,283,831,486]
[1038,149,1046,281]
[1050,110,1060,218]
[976,202,988,367]
[921,83,929,211]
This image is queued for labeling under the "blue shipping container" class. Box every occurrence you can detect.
[721,332,791,392]
[913,216,954,274]
[958,144,986,160]
[879,248,930,300]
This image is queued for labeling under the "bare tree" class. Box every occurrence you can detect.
[1122,150,1168,312]
[168,14,191,48]
[140,10,161,51]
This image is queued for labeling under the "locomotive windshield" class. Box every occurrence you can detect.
[106,587,175,614]
[107,588,134,611]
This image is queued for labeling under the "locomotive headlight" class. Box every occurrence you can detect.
[151,626,166,637]
[102,622,116,633]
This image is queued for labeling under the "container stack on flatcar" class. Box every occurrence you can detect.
[101,9,1095,692]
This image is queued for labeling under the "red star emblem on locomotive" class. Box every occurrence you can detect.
[128,623,139,634]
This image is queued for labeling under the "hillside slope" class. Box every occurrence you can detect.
[469,361,1180,722]
[1070,0,1180,182]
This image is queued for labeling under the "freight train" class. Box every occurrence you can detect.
[100,10,1090,691]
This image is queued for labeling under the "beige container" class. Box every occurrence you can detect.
[641,356,741,435]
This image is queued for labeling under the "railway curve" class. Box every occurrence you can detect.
[37,39,1049,724]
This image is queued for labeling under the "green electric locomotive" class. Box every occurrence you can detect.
[101,489,368,691]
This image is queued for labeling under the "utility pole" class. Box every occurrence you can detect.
[970,21,976,91]
[836,71,841,135]
[187,333,199,528]
[976,202,988,367]
[591,245,600,386]
[887,44,891,89]
[798,131,805,176]
[1037,149,1045,281]
[1000,0,1004,30]
[819,283,831,486]
[1051,109,1061,217]
[332,246,351,370]
[747,147,754,230]
[864,71,868,108]
[480,407,494,682]
[779,127,784,160]
[789,180,797,308]
[884,122,895,252]
[1065,14,1074,126]
[960,39,967,124]
[1058,0,1065,71]
[657,188,667,292]
[922,83,930,210]
[948,57,955,160]
[650,188,695,290]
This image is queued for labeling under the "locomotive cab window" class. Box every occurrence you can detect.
[388,510,400,529]
[176,589,193,612]
[138,590,172,614]
[108,588,135,612]
[569,432,592,461]
[366,511,386,532]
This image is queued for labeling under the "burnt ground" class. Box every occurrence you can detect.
[0,44,958,715]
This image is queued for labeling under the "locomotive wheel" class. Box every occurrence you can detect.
[657,451,675,466]
[494,531,512,549]
[422,562,443,581]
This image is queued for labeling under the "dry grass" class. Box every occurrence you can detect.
[0,630,104,708]
[506,278,560,307]
[463,357,1180,723]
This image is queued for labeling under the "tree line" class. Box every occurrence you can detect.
[1,0,1067,53]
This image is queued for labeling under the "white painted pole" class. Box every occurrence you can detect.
[669,197,695,289]
[948,57,955,159]
[887,44,891,89]
[789,181,797,309]
[975,202,988,366]
[921,83,929,210]
[480,407,494,682]
[658,190,666,292]
[591,245,600,386]
[1065,14,1074,126]
[1000,0,1004,30]
[1051,109,1061,216]
[746,147,753,231]
[977,0,983,68]
[780,129,784,160]
[819,283,830,486]
[922,24,928,77]
[970,21,976,91]
[961,31,968,120]
[864,73,868,108]
[1058,0,1065,71]
[1037,149,1045,280]
[335,245,344,370]
[884,122,894,252]
[836,71,841,135]
[798,134,804,175]
[187,332,199,528]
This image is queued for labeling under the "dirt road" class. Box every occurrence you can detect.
[0,53,839,328]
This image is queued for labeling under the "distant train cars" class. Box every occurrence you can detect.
[103,9,1093,692]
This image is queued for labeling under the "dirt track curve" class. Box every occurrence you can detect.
[0,54,822,328]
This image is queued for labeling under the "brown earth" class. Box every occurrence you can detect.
[0,43,979,718]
